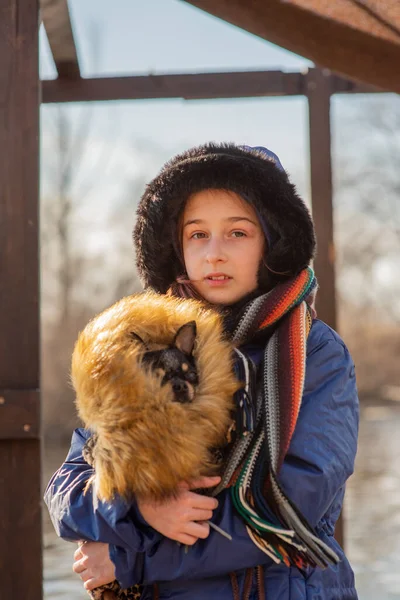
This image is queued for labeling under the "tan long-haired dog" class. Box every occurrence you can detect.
[71,291,240,503]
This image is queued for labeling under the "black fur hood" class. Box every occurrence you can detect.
[133,143,316,293]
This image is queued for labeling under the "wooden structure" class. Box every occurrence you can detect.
[1,0,398,598]
[0,1,42,598]
[186,0,400,93]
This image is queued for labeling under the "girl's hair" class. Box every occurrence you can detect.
[167,275,203,300]
[133,143,316,294]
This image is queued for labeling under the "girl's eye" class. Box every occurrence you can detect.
[189,230,247,239]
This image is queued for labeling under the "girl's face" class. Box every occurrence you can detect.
[181,189,265,305]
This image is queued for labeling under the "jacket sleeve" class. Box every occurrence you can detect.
[278,324,359,530]
[44,430,273,589]
[110,322,359,587]
[43,427,162,553]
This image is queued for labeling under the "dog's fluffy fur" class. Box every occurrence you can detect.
[71,291,240,502]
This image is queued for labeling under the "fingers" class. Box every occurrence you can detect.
[178,476,220,491]
[187,508,214,522]
[176,533,200,546]
[188,476,221,489]
[177,481,190,492]
[186,491,219,511]
[82,571,116,591]
[72,558,87,575]
[74,546,84,561]
[177,477,220,511]
[184,520,210,540]
[73,564,91,586]
[83,578,97,591]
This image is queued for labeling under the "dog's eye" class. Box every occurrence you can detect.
[186,371,198,384]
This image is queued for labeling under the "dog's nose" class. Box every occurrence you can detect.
[171,379,194,403]
[172,381,187,393]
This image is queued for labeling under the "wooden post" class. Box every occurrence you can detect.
[307,68,336,329]
[0,1,42,598]
[306,67,344,548]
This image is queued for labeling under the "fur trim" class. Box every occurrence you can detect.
[71,291,240,502]
[134,142,316,293]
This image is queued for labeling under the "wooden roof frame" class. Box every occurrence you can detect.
[185,0,400,94]
[41,68,382,104]
[39,0,400,93]
[40,0,80,78]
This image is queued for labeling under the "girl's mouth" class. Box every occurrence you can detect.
[205,275,232,286]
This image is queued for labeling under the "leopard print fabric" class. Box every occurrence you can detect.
[89,581,144,599]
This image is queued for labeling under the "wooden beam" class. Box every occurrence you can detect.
[41,0,80,78]
[41,69,384,104]
[0,0,42,597]
[41,70,304,102]
[0,391,41,440]
[184,0,400,93]
[330,73,385,94]
[285,0,400,43]
[307,68,344,548]
[307,69,337,331]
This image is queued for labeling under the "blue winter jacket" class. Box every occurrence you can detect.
[44,319,359,599]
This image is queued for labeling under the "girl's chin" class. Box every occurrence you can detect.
[196,283,253,306]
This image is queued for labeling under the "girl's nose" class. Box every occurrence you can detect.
[205,237,227,264]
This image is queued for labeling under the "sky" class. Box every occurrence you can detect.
[40,0,315,198]
[41,0,313,76]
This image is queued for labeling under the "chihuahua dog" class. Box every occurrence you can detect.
[72,291,239,600]
[132,320,199,404]
[83,321,199,467]
[82,322,200,600]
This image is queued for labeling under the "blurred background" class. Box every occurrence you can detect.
[40,1,400,599]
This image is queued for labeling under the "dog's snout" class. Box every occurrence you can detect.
[170,378,195,404]
[172,381,186,393]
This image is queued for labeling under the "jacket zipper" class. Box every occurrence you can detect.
[256,564,265,599]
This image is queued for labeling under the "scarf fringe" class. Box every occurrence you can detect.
[215,268,339,569]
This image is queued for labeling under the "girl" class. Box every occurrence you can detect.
[45,143,359,600]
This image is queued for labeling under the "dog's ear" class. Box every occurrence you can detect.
[173,321,197,356]
[130,331,149,351]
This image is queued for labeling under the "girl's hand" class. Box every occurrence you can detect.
[73,541,116,592]
[137,476,220,546]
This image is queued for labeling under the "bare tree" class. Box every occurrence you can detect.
[333,94,400,400]
[334,94,400,323]
[40,101,167,440]
[41,101,116,439]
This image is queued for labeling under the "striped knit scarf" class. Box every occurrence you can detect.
[213,267,339,570]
